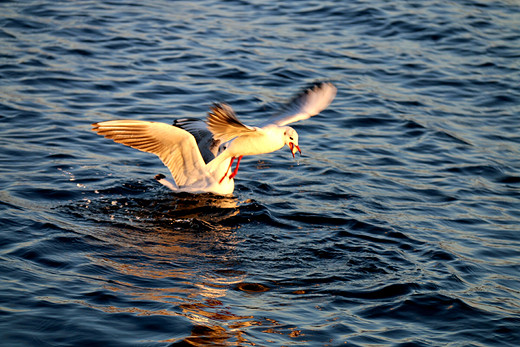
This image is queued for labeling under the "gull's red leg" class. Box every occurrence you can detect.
[229,155,243,179]
[219,157,235,184]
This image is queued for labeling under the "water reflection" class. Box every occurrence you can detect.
[79,193,264,345]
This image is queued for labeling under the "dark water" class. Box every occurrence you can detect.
[1,0,519,345]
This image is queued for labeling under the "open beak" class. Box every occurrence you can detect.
[289,142,301,158]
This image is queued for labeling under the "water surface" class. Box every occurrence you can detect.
[1,0,519,345]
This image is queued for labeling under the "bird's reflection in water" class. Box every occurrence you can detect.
[82,193,266,345]
[100,192,241,229]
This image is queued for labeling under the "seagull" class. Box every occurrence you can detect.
[92,82,336,195]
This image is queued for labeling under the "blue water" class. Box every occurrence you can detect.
[1,0,519,345]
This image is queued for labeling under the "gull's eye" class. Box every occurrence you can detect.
[289,136,293,141]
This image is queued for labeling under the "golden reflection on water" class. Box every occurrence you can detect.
[81,194,273,345]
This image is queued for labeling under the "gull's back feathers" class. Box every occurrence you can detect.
[173,118,220,164]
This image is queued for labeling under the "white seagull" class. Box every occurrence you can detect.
[92,82,336,195]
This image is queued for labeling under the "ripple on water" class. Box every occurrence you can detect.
[1,0,520,345]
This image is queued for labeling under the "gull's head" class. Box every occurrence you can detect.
[283,127,301,158]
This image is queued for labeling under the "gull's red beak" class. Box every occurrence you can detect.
[289,143,301,158]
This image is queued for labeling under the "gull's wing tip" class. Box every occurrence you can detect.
[208,102,234,116]
[292,81,337,103]
[309,81,337,96]
[262,81,337,127]
[91,122,101,132]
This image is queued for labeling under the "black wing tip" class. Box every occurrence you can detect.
[173,117,201,127]
[302,81,335,94]
[207,103,239,124]
[155,173,166,181]
[291,81,337,104]
[209,102,232,113]
[285,81,332,103]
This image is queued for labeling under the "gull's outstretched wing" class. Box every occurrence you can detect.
[206,103,257,143]
[262,82,337,127]
[92,120,206,187]
[173,118,220,164]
